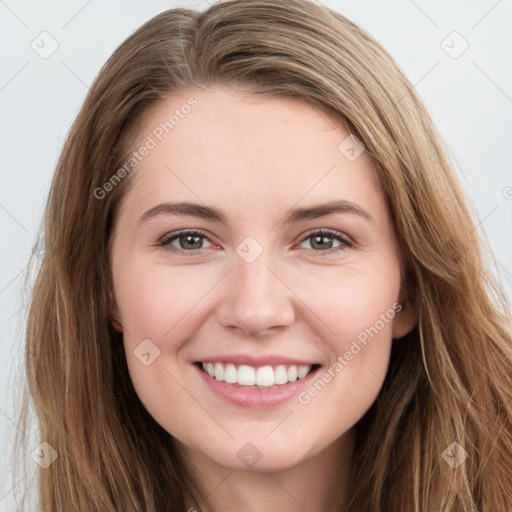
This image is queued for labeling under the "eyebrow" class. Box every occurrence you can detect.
[138,199,374,226]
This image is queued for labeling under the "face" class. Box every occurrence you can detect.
[109,86,416,473]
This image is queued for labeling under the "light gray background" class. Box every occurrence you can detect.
[1,0,511,509]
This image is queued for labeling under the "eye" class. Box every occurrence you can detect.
[158,229,215,255]
[296,229,353,256]
[157,228,354,257]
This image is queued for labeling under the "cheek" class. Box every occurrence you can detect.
[116,261,212,343]
[294,264,399,402]
[299,259,401,347]
[116,264,218,417]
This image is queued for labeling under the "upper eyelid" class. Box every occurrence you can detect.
[160,229,211,243]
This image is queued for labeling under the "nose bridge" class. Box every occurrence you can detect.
[238,244,276,297]
[217,235,295,336]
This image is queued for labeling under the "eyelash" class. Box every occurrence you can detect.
[157,228,354,257]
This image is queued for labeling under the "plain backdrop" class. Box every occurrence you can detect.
[1,0,511,509]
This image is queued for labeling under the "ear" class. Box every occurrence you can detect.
[108,293,124,333]
[392,284,417,339]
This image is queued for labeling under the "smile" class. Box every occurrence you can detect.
[199,361,319,388]
[193,354,323,408]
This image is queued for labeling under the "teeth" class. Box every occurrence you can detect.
[256,366,274,386]
[274,365,288,385]
[287,365,297,382]
[224,363,237,384]
[238,365,256,385]
[201,362,315,387]
[297,365,310,379]
[214,362,224,381]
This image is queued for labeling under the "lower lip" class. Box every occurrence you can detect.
[194,363,321,409]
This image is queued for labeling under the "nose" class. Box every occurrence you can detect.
[216,245,295,338]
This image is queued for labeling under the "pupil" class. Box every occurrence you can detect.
[183,235,202,249]
[313,235,332,250]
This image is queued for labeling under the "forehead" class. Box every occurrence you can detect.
[119,86,384,223]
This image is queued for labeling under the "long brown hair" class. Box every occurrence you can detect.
[15,0,512,510]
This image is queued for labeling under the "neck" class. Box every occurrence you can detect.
[180,428,355,512]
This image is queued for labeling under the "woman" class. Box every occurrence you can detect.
[16,0,512,510]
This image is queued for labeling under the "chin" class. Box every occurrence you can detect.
[200,436,313,473]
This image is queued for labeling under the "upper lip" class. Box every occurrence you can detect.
[196,354,320,367]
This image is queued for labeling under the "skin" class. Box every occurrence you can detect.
[109,86,417,512]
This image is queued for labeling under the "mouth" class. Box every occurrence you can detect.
[194,361,322,389]
[193,353,324,408]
